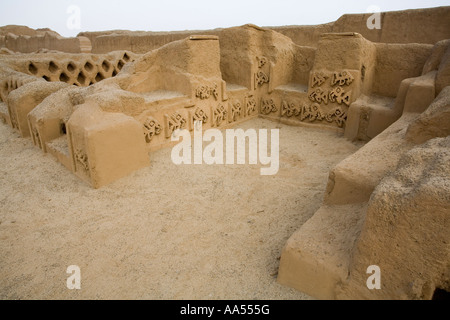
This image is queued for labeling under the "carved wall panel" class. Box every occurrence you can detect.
[329,86,351,106]
[245,96,257,116]
[301,103,325,122]
[164,111,187,138]
[228,100,242,122]
[254,55,270,89]
[281,100,301,117]
[211,104,227,127]
[304,69,356,127]
[195,83,219,100]
[260,98,277,115]
[143,116,162,143]
[255,70,269,87]
[308,88,329,105]
[189,107,208,130]
[331,70,354,86]
[311,71,328,88]
[325,106,347,127]
[300,103,347,128]
[257,56,268,68]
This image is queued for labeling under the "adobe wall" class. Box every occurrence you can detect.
[86,29,222,54]
[0,32,90,54]
[372,43,433,97]
[0,25,61,37]
[278,38,450,299]
[83,6,450,54]
[2,7,447,55]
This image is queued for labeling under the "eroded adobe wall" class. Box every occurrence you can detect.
[86,29,222,54]
[338,136,450,300]
[269,23,334,48]
[0,32,90,54]
[82,7,450,54]
[332,6,450,45]
[277,38,450,299]
[1,7,448,54]
[0,25,61,37]
[372,43,433,97]
[272,6,450,47]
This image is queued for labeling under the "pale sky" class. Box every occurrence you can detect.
[0,0,448,37]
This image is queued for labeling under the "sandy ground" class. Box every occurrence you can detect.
[0,117,362,299]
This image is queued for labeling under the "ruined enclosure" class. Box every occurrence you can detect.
[0,7,449,300]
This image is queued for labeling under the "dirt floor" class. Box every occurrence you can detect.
[0,117,362,299]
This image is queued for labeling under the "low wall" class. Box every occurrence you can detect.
[83,6,450,54]
[0,32,89,54]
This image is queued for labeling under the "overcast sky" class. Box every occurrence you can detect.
[0,0,448,37]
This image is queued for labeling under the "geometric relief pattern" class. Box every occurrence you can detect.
[308,88,329,105]
[281,100,301,117]
[164,112,187,138]
[246,97,257,116]
[260,98,277,115]
[255,70,269,87]
[329,86,351,106]
[301,103,325,122]
[143,116,162,143]
[257,56,268,68]
[255,55,270,88]
[325,106,347,127]
[190,107,208,130]
[304,69,355,127]
[211,104,227,127]
[195,83,219,100]
[300,103,347,127]
[331,70,354,86]
[311,71,328,88]
[229,100,242,122]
